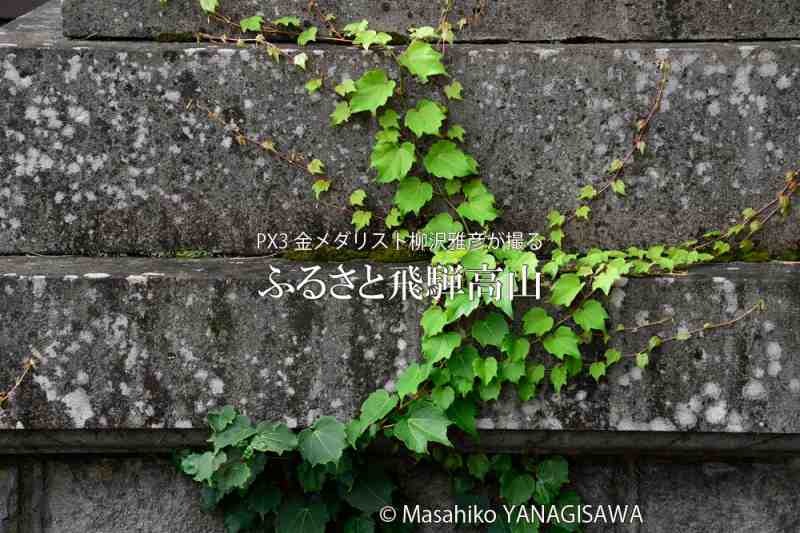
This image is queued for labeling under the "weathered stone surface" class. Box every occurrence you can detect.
[1,455,795,532]
[43,457,220,533]
[402,457,800,533]
[0,257,424,430]
[1,258,799,435]
[61,0,800,42]
[484,261,800,434]
[2,6,800,255]
[0,462,17,533]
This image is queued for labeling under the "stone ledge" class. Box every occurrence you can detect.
[1,257,799,436]
[1,6,800,255]
[60,0,800,42]
[4,429,800,458]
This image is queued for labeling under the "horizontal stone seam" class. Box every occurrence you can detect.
[7,35,800,50]
[4,430,800,458]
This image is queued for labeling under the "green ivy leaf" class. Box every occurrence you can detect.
[538,456,569,491]
[500,360,526,383]
[447,397,477,435]
[592,259,630,295]
[457,192,498,226]
[422,213,464,247]
[393,402,452,453]
[636,351,649,368]
[344,469,394,513]
[609,158,624,173]
[447,125,465,142]
[331,101,351,125]
[249,422,299,455]
[293,52,308,70]
[396,363,431,399]
[351,210,372,231]
[431,385,455,410]
[522,308,554,337]
[273,16,301,28]
[335,79,356,96]
[611,179,626,196]
[311,179,330,199]
[404,99,446,137]
[214,459,252,494]
[422,331,462,363]
[549,273,584,307]
[181,451,226,483]
[472,356,498,385]
[471,312,509,348]
[349,189,366,207]
[542,326,581,360]
[307,158,325,175]
[385,207,403,229]
[371,125,398,142]
[506,337,531,362]
[394,176,434,215]
[605,348,622,365]
[351,69,396,115]
[342,20,369,36]
[578,185,597,201]
[240,16,263,32]
[466,454,491,481]
[398,40,447,83]
[353,30,392,50]
[549,229,564,248]
[572,299,608,333]
[424,140,478,179]
[478,379,502,401]
[276,499,328,533]
[547,210,565,228]
[444,80,463,100]
[421,305,447,337]
[589,361,606,382]
[298,416,347,466]
[297,462,327,493]
[297,26,318,46]
[378,109,400,129]
[575,205,591,220]
[444,291,480,324]
[199,0,218,13]
[305,78,323,94]
[207,405,236,433]
[549,365,568,394]
[500,473,536,505]
[370,142,415,183]
[209,415,257,450]
[356,390,397,429]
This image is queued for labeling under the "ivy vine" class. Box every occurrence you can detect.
[170,1,800,532]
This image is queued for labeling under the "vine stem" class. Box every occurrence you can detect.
[618,299,765,361]
[692,171,798,252]
[564,59,671,227]
[0,354,38,408]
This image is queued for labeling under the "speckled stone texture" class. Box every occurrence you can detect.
[61,0,800,42]
[0,257,424,431]
[1,6,800,255]
[0,462,17,533]
[403,457,800,533]
[5,456,797,533]
[1,257,798,435]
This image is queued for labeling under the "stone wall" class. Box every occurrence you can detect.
[2,2,800,532]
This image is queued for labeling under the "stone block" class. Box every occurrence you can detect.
[1,257,799,438]
[1,6,799,255]
[60,0,800,42]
